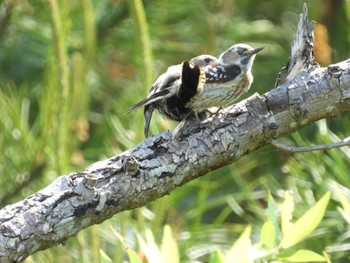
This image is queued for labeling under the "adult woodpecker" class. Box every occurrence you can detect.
[186,43,264,113]
[172,44,263,138]
[125,55,218,137]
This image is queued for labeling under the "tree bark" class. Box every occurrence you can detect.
[1,5,350,262]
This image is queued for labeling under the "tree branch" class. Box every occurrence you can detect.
[1,5,350,262]
[269,137,350,153]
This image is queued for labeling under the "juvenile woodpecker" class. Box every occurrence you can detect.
[125,55,218,137]
[126,44,263,137]
[185,43,264,113]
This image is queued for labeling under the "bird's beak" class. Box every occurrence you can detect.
[249,47,264,56]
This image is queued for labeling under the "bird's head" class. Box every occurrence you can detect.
[190,55,219,68]
[218,44,263,68]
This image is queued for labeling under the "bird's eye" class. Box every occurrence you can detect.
[237,48,245,55]
[204,58,212,63]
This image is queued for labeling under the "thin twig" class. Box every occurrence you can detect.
[269,136,350,152]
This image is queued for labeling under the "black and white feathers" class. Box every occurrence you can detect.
[126,44,263,137]
[125,55,218,137]
[185,44,264,112]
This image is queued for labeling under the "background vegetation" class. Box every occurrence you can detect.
[0,0,349,262]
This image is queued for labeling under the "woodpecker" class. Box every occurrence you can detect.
[125,55,218,137]
[185,43,264,113]
[126,44,263,137]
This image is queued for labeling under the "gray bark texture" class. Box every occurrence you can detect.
[1,5,350,262]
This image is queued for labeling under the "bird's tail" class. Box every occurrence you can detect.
[124,89,171,114]
[178,61,205,100]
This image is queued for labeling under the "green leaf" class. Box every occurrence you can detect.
[333,183,350,216]
[127,248,144,263]
[277,249,327,262]
[281,191,295,236]
[209,250,225,263]
[99,249,113,263]
[110,225,143,263]
[281,192,331,248]
[322,251,332,263]
[260,220,275,249]
[226,225,252,263]
[160,225,179,263]
[267,192,279,243]
[137,229,161,262]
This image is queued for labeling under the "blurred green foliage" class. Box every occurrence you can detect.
[0,0,350,262]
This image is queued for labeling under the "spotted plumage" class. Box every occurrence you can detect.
[186,44,263,112]
[126,44,263,137]
[125,55,218,137]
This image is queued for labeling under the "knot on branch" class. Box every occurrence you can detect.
[122,156,140,177]
[327,64,343,79]
[82,173,98,189]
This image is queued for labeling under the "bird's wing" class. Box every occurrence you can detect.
[204,64,242,83]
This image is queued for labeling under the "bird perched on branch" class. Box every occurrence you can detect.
[186,44,264,113]
[125,55,218,137]
[126,44,263,137]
